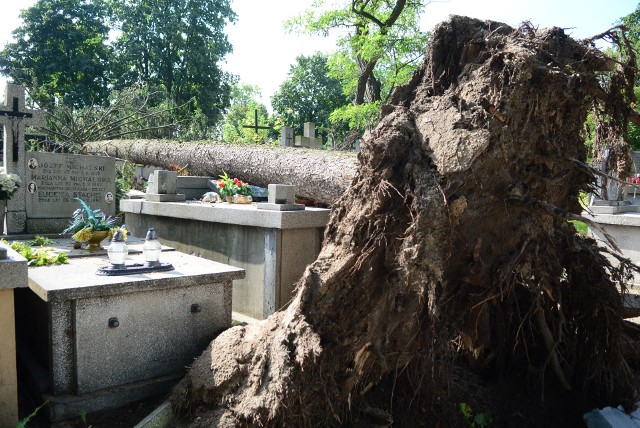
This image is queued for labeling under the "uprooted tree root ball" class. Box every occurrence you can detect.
[170,16,639,426]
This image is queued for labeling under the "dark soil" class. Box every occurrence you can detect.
[50,395,166,428]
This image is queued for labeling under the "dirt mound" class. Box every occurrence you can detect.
[170,16,638,426]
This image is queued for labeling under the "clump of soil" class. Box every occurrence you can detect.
[170,16,639,427]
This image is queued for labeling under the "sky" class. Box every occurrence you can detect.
[0,0,638,108]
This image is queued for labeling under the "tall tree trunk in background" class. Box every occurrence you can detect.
[355,56,380,104]
[83,139,358,204]
[352,0,407,105]
[169,17,638,427]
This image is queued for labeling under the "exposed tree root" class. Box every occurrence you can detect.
[170,16,639,426]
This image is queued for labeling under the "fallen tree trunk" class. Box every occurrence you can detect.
[83,139,358,204]
[170,17,638,426]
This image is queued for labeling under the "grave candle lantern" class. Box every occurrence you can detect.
[143,228,162,266]
[107,229,128,268]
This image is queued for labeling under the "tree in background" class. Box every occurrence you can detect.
[0,0,237,139]
[111,0,237,126]
[221,85,272,144]
[287,0,428,132]
[0,0,113,108]
[44,84,200,151]
[618,5,640,152]
[271,53,350,143]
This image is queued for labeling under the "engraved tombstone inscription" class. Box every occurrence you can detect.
[25,152,116,219]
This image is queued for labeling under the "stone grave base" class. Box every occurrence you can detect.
[43,372,181,422]
[25,218,69,234]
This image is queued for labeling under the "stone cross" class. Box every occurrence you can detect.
[1,84,45,233]
[294,122,323,149]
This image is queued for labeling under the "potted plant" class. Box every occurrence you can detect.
[62,198,120,250]
[215,172,253,204]
[0,167,22,232]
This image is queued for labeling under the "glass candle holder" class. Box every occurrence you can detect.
[143,227,162,266]
[107,229,128,268]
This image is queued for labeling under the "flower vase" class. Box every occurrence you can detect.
[233,195,252,204]
[225,195,234,203]
[86,230,109,251]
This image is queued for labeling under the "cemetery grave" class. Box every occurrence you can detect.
[4,14,640,427]
[0,84,45,234]
[17,237,243,422]
[121,177,330,320]
[0,82,332,425]
[279,122,323,149]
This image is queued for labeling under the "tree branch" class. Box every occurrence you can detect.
[351,0,407,30]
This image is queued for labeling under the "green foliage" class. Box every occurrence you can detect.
[329,101,381,133]
[63,198,118,235]
[111,0,236,125]
[29,235,54,246]
[628,87,640,151]
[459,402,473,420]
[619,6,640,63]
[221,85,272,143]
[116,161,137,213]
[79,409,93,428]
[17,400,49,428]
[271,53,350,141]
[0,0,113,108]
[1,0,235,130]
[44,84,200,150]
[287,0,429,132]
[459,402,493,428]
[2,240,68,267]
[617,7,640,151]
[569,220,589,236]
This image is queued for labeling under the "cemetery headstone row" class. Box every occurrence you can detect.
[279,122,323,149]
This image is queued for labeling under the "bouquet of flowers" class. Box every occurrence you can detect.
[215,171,251,196]
[0,167,22,200]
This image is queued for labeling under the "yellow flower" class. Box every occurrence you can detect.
[108,227,128,242]
[72,227,92,243]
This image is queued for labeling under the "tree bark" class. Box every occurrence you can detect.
[83,139,358,204]
[170,17,637,426]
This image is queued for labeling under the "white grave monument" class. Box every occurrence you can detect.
[0,84,45,234]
